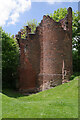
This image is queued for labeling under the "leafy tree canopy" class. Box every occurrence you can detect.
[2,29,19,88]
[26,19,37,33]
[21,19,38,39]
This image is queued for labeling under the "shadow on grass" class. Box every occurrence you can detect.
[1,118,79,120]
[2,88,24,98]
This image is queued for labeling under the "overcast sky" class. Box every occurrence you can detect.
[0,0,79,35]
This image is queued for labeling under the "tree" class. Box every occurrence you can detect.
[0,27,2,90]
[49,8,80,72]
[21,19,38,39]
[26,19,37,33]
[2,29,19,88]
[49,8,67,22]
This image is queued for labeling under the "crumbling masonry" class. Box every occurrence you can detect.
[16,7,73,93]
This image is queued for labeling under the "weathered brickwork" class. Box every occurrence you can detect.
[16,7,73,93]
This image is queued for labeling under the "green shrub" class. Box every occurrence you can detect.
[70,72,80,80]
[2,29,19,88]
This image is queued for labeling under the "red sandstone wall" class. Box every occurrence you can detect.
[16,7,72,92]
[16,28,41,92]
[38,7,72,90]
[25,33,41,89]
[18,39,37,92]
[38,16,65,90]
[62,7,73,80]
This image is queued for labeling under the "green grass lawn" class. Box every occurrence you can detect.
[2,76,79,118]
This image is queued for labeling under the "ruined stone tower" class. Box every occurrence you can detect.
[16,7,72,93]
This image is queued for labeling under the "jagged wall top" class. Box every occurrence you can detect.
[16,7,72,42]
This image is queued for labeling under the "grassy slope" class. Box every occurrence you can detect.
[0,93,2,120]
[2,76,79,118]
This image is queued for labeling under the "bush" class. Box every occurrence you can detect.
[2,29,19,88]
[72,50,80,73]
[70,72,80,80]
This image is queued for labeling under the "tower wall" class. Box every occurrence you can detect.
[38,7,72,90]
[38,16,65,90]
[16,7,72,93]
[16,28,41,93]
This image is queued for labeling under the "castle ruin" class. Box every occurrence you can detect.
[16,7,73,93]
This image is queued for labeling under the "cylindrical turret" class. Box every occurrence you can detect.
[41,16,65,90]
[38,8,72,90]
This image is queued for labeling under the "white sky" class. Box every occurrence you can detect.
[0,0,31,26]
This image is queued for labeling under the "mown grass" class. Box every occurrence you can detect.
[2,76,79,118]
[0,93,2,120]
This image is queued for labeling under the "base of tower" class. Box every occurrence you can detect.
[38,73,62,91]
